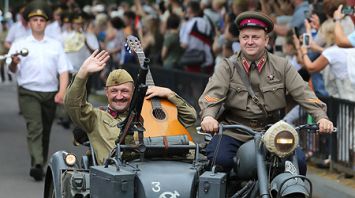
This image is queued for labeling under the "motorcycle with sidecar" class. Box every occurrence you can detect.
[43,120,326,198]
[44,34,323,197]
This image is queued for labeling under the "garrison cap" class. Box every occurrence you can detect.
[23,1,52,21]
[106,69,134,87]
[235,11,274,33]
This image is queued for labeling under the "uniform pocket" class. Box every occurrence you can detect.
[226,82,248,110]
[261,83,286,111]
[102,118,120,141]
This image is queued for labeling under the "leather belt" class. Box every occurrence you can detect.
[236,117,270,129]
[235,112,282,129]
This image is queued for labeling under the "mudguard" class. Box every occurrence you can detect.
[270,172,310,198]
[234,140,257,180]
[44,150,78,198]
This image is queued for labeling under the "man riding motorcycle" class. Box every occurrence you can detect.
[198,11,334,175]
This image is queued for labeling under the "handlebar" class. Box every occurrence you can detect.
[197,123,337,139]
[197,124,258,137]
[294,123,337,133]
[218,124,257,136]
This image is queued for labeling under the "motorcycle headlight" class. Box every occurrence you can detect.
[64,153,77,166]
[263,120,299,157]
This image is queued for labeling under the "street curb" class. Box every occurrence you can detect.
[308,172,355,198]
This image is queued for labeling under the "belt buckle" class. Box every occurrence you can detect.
[249,120,259,128]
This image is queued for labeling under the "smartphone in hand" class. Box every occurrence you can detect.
[341,6,354,15]
[302,33,311,47]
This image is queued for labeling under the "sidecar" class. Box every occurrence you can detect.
[43,134,213,198]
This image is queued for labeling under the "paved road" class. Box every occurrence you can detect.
[0,82,85,198]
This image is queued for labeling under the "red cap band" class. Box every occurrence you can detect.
[239,18,267,28]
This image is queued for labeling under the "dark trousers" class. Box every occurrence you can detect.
[18,87,56,166]
[0,60,12,82]
[206,135,307,176]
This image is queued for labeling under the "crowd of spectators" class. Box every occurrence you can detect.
[0,0,354,102]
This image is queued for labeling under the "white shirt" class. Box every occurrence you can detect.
[5,21,31,44]
[322,45,349,80]
[9,35,73,92]
[322,45,355,100]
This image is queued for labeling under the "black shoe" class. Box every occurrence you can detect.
[30,164,43,181]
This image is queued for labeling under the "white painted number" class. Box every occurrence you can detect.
[152,182,161,192]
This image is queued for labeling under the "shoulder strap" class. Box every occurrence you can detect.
[225,57,268,118]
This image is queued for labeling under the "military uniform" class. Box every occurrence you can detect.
[9,1,71,181]
[199,51,328,141]
[199,11,328,173]
[64,70,197,165]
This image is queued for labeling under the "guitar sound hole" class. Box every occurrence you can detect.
[152,108,166,120]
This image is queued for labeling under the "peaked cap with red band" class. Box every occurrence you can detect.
[235,11,274,33]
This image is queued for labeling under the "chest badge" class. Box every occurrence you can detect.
[267,74,274,81]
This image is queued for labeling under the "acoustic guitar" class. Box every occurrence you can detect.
[126,35,193,141]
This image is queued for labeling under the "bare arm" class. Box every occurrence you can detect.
[334,21,352,47]
[334,5,353,48]
[300,46,329,73]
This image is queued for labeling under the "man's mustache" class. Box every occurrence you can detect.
[112,98,128,103]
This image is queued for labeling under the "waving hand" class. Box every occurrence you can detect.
[77,49,110,78]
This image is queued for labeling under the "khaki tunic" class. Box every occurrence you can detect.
[199,51,328,141]
[64,76,197,165]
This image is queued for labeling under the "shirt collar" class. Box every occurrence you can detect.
[241,54,267,73]
[105,105,128,119]
[106,106,118,118]
[28,34,49,42]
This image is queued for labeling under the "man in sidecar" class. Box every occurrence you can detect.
[198,11,334,175]
[64,49,197,165]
